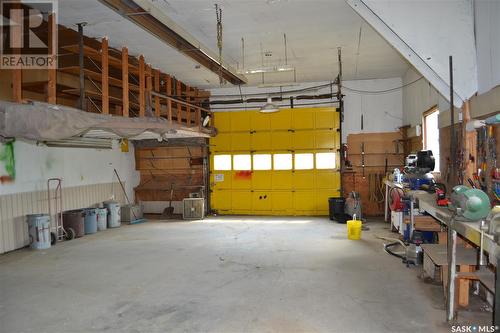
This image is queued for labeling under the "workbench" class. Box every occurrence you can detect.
[384,179,497,262]
[412,191,497,265]
[384,179,496,321]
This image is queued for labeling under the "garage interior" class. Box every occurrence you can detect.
[0,0,499,332]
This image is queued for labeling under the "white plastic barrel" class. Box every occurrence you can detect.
[103,201,121,228]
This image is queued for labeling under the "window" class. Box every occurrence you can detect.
[253,154,272,170]
[233,155,252,170]
[273,154,292,170]
[316,153,336,169]
[214,155,231,171]
[295,153,314,170]
[423,108,440,172]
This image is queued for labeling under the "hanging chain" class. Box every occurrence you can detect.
[215,4,223,85]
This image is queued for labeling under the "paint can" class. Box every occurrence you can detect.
[83,208,98,234]
[26,214,51,250]
[103,201,121,228]
[96,208,108,231]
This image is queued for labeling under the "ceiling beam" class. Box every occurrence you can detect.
[98,0,247,86]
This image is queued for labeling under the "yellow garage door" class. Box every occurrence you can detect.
[210,107,340,216]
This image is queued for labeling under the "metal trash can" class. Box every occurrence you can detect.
[103,201,121,228]
[26,214,51,250]
[83,208,98,234]
[63,210,85,238]
[96,208,108,231]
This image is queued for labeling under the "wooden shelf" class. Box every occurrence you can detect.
[456,269,495,292]
[61,88,140,109]
[22,81,73,94]
[61,44,139,74]
[58,66,140,92]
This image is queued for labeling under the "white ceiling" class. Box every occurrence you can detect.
[57,0,409,89]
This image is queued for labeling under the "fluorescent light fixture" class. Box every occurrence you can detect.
[260,97,280,113]
[41,138,113,149]
[238,64,294,75]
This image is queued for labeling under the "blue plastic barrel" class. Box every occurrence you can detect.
[83,208,98,234]
[26,214,51,250]
[96,208,108,231]
[103,201,121,228]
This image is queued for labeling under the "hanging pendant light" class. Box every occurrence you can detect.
[260,96,279,113]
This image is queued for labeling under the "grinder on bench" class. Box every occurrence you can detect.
[449,185,491,221]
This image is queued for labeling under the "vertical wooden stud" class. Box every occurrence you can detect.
[12,69,22,103]
[47,12,56,104]
[101,37,109,114]
[458,265,472,307]
[154,69,160,117]
[11,3,22,103]
[139,55,145,117]
[122,47,129,117]
[176,80,182,124]
[194,89,201,129]
[146,64,152,116]
[166,74,172,122]
[186,85,191,126]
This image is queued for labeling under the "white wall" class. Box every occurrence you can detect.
[210,78,403,142]
[342,78,403,141]
[0,140,139,202]
[402,67,449,127]
[475,0,500,94]
[358,0,477,104]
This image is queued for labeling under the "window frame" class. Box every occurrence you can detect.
[273,153,293,170]
[315,152,336,170]
[213,154,232,171]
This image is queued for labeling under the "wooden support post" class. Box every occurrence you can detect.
[462,101,476,182]
[458,265,472,307]
[176,80,182,124]
[11,4,22,103]
[101,37,109,114]
[12,69,22,103]
[186,85,191,126]
[154,69,160,117]
[77,23,86,111]
[166,74,172,122]
[122,47,129,117]
[139,55,145,117]
[194,88,201,129]
[47,12,56,104]
[146,64,152,116]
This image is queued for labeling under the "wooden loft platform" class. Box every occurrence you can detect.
[12,23,213,134]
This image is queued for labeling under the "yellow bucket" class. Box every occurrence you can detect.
[347,218,362,240]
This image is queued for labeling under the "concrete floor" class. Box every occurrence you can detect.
[0,217,490,333]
